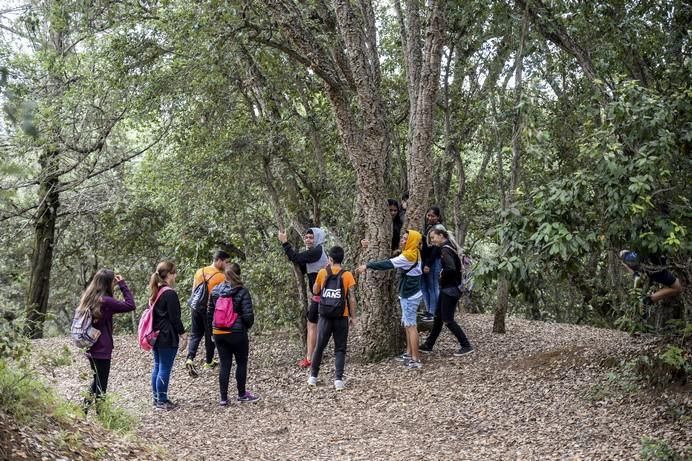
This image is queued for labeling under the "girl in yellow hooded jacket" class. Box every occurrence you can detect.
[358,230,424,369]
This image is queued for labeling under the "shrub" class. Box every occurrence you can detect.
[640,437,683,461]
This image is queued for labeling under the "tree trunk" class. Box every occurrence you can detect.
[327,85,397,360]
[259,0,401,359]
[493,277,509,333]
[493,3,528,334]
[261,156,310,350]
[25,149,60,339]
[396,0,446,231]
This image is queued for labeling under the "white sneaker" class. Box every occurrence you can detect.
[334,379,345,391]
[406,360,423,369]
[307,376,318,386]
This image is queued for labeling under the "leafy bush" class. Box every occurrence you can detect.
[640,437,683,461]
[0,358,80,424]
[634,345,690,387]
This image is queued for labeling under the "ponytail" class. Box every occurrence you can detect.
[149,260,176,301]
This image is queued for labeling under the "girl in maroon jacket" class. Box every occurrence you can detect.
[77,269,135,411]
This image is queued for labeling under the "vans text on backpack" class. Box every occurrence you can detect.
[318,266,346,318]
[138,286,172,351]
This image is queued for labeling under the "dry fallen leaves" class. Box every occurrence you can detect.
[20,314,691,461]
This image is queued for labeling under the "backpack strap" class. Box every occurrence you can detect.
[149,286,172,308]
[333,268,347,316]
[402,255,419,275]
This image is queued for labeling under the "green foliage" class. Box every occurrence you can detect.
[586,360,639,401]
[0,0,689,339]
[633,345,690,388]
[34,345,73,377]
[0,317,30,362]
[640,437,683,461]
[92,394,137,434]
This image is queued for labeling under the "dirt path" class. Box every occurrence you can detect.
[34,314,690,460]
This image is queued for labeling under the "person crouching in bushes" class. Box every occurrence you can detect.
[208,262,259,405]
[358,230,424,368]
[77,269,135,412]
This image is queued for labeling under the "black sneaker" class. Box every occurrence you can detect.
[418,344,433,354]
[453,346,475,357]
[185,359,199,378]
[421,313,434,322]
[155,400,178,411]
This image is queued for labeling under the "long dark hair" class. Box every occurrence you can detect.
[224,262,243,287]
[426,206,443,224]
[149,260,176,300]
[77,269,115,322]
[388,198,402,224]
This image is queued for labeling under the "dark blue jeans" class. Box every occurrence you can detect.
[421,258,442,315]
[152,346,177,403]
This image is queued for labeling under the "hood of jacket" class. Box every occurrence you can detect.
[212,282,243,298]
[306,227,328,273]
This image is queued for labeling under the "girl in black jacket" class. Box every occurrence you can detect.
[208,263,258,405]
[150,260,187,410]
[419,226,474,356]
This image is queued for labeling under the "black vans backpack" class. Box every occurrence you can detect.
[318,266,346,318]
[188,271,213,312]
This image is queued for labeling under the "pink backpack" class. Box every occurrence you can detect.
[138,286,171,351]
[213,296,238,329]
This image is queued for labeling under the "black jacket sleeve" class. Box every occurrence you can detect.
[283,242,323,265]
[424,244,441,267]
[439,246,460,288]
[163,290,185,335]
[238,288,255,330]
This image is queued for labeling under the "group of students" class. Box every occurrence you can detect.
[76,253,258,412]
[281,201,474,378]
[75,200,683,411]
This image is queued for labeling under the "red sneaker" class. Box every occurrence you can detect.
[297,358,311,368]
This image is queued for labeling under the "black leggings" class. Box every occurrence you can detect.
[84,357,111,411]
[215,333,249,400]
[88,357,111,396]
[424,292,471,349]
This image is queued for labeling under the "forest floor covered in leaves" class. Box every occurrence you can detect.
[31,314,690,460]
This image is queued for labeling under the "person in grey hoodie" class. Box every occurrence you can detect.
[278,227,328,368]
[208,263,258,405]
